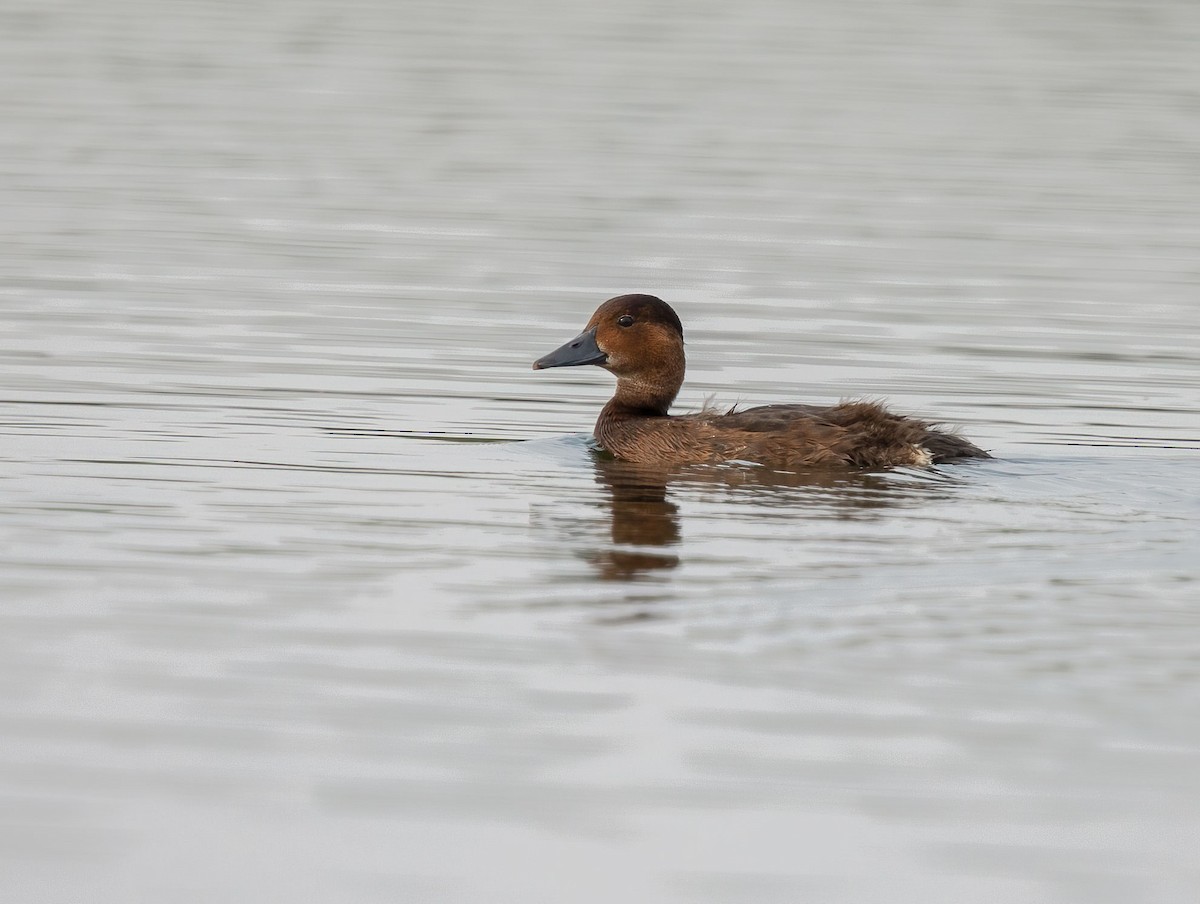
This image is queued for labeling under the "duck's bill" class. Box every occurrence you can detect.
[532,327,607,369]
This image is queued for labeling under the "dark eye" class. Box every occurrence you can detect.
[617,314,635,328]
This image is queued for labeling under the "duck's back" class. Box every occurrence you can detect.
[717,401,988,466]
[597,400,989,468]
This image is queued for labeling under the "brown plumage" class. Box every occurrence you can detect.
[533,294,989,469]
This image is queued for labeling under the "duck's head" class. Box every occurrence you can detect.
[533,294,686,413]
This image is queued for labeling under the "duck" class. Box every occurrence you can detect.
[533,294,989,469]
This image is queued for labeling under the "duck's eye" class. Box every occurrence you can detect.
[617,314,635,328]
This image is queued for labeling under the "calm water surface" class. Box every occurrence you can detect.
[3,2,1199,902]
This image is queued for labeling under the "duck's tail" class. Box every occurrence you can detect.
[829,401,990,467]
[920,427,991,464]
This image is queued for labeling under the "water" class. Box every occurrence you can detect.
[3,1,1199,902]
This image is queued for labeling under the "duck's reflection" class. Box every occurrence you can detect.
[587,459,682,581]
[586,454,958,581]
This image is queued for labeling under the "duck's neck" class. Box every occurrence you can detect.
[604,372,682,420]
[594,374,682,460]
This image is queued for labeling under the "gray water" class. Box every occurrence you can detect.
[3,2,1199,902]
